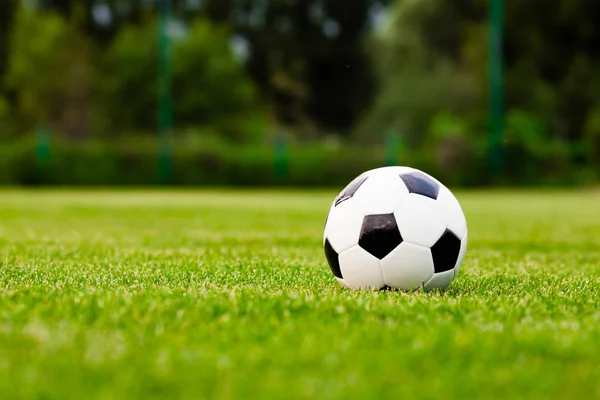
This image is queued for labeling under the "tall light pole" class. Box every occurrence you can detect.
[489,0,504,179]
[157,0,173,184]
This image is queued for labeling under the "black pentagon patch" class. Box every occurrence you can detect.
[324,238,343,279]
[400,171,440,200]
[358,214,403,260]
[431,229,461,273]
[334,174,368,206]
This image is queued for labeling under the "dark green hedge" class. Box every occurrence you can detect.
[0,136,595,187]
[0,137,389,187]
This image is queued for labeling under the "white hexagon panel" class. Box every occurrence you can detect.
[381,242,434,291]
[351,169,409,215]
[323,200,364,254]
[424,270,455,291]
[338,245,385,290]
[436,186,467,240]
[394,194,446,248]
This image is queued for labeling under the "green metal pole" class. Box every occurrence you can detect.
[274,131,288,182]
[384,131,400,166]
[158,0,173,184]
[489,0,504,179]
[35,124,51,180]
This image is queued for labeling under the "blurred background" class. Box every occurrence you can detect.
[0,0,599,188]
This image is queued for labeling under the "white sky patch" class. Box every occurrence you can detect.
[230,35,251,63]
[184,0,203,10]
[92,3,112,27]
[323,19,341,38]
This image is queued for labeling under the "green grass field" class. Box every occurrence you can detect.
[1,189,600,399]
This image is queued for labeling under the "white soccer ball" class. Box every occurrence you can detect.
[323,166,467,291]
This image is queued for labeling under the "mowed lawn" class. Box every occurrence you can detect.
[1,188,600,399]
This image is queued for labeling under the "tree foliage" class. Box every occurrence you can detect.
[97,17,263,142]
[4,0,390,136]
[2,0,600,185]
[4,5,94,138]
[360,0,600,158]
[356,0,485,146]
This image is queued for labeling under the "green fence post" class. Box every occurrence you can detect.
[489,0,504,180]
[35,124,51,179]
[158,0,173,184]
[384,131,400,166]
[274,131,288,183]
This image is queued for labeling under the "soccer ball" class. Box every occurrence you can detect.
[323,166,467,291]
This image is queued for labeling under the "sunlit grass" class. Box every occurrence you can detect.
[0,188,599,399]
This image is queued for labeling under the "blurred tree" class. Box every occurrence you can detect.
[41,0,388,135]
[206,0,391,135]
[79,0,389,136]
[4,5,95,139]
[503,0,600,146]
[5,0,600,151]
[97,17,264,142]
[355,0,485,146]
[359,0,600,149]
[0,0,16,82]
